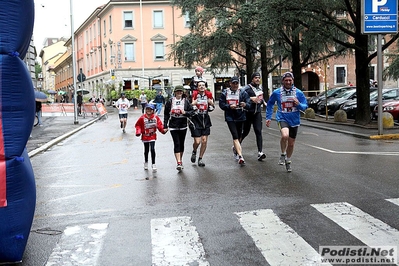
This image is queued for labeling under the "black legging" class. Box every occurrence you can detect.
[144,141,156,164]
[227,121,244,140]
[170,129,187,153]
[141,103,146,114]
[241,112,263,152]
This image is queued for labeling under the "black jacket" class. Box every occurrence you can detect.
[244,83,264,113]
[163,97,194,129]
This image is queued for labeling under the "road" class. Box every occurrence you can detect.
[21,107,399,266]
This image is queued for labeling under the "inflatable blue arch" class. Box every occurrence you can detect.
[0,0,37,263]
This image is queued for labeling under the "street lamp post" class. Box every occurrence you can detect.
[70,0,78,124]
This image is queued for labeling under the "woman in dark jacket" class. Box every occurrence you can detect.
[164,85,194,171]
[219,77,250,165]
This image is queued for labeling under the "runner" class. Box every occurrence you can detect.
[135,104,167,172]
[115,92,130,133]
[219,76,250,165]
[265,72,308,172]
[189,80,215,167]
[242,72,267,161]
[163,85,195,172]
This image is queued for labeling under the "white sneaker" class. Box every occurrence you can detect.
[144,162,148,170]
[152,164,157,172]
[278,154,286,165]
[257,151,266,161]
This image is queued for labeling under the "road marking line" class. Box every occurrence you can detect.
[45,223,108,266]
[236,209,328,266]
[151,216,209,266]
[386,198,399,206]
[34,209,115,219]
[312,202,399,247]
[305,144,399,155]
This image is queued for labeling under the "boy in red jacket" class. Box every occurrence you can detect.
[135,104,168,172]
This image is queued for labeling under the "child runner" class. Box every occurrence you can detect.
[135,104,167,172]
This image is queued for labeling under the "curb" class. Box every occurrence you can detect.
[28,116,101,158]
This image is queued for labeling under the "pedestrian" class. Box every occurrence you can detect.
[77,91,83,116]
[189,80,214,167]
[135,104,167,173]
[163,85,194,172]
[265,71,308,172]
[139,90,148,114]
[98,95,105,105]
[218,76,250,165]
[89,95,99,103]
[241,72,267,161]
[35,101,43,126]
[153,91,165,115]
[115,92,131,133]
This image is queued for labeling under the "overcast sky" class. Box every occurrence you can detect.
[33,0,107,52]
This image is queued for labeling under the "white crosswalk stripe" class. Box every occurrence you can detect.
[45,223,108,266]
[151,216,210,266]
[236,209,329,266]
[386,197,399,206]
[43,199,399,265]
[311,202,399,248]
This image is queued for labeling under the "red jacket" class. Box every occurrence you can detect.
[135,114,165,142]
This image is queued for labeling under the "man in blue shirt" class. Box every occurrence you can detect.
[265,72,308,172]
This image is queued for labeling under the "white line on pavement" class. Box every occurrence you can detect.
[305,144,399,155]
[151,216,209,266]
[45,223,108,266]
[312,202,399,247]
[235,209,329,266]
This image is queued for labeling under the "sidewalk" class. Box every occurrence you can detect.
[301,116,399,140]
[26,108,399,158]
[27,112,107,157]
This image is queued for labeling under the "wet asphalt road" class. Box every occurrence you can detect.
[20,107,399,265]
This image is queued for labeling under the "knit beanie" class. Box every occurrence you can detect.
[281,72,294,81]
[251,72,261,80]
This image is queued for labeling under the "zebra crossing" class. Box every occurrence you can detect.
[45,199,399,265]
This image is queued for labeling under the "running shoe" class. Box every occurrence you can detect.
[278,154,286,165]
[238,156,245,165]
[191,151,196,163]
[152,164,157,173]
[176,163,183,171]
[257,151,266,161]
[122,128,126,133]
[285,160,292,172]
[232,146,238,159]
[198,158,205,167]
[144,162,148,170]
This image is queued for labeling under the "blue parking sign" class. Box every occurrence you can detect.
[362,0,398,33]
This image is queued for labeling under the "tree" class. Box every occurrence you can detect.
[273,0,399,125]
[34,61,42,79]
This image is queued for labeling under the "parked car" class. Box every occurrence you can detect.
[307,86,354,110]
[340,88,399,119]
[373,99,399,121]
[317,88,357,115]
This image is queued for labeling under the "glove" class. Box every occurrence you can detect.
[208,105,215,112]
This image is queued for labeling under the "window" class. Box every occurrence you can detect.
[184,11,190,27]
[103,20,106,36]
[124,43,135,61]
[153,10,163,28]
[154,42,164,60]
[369,65,376,81]
[335,66,346,84]
[109,15,112,33]
[124,11,133,28]
[104,47,107,66]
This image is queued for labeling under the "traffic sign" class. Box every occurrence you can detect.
[77,73,86,82]
[362,0,398,34]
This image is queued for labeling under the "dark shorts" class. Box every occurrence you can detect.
[278,121,299,139]
[190,127,210,138]
[119,113,128,119]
